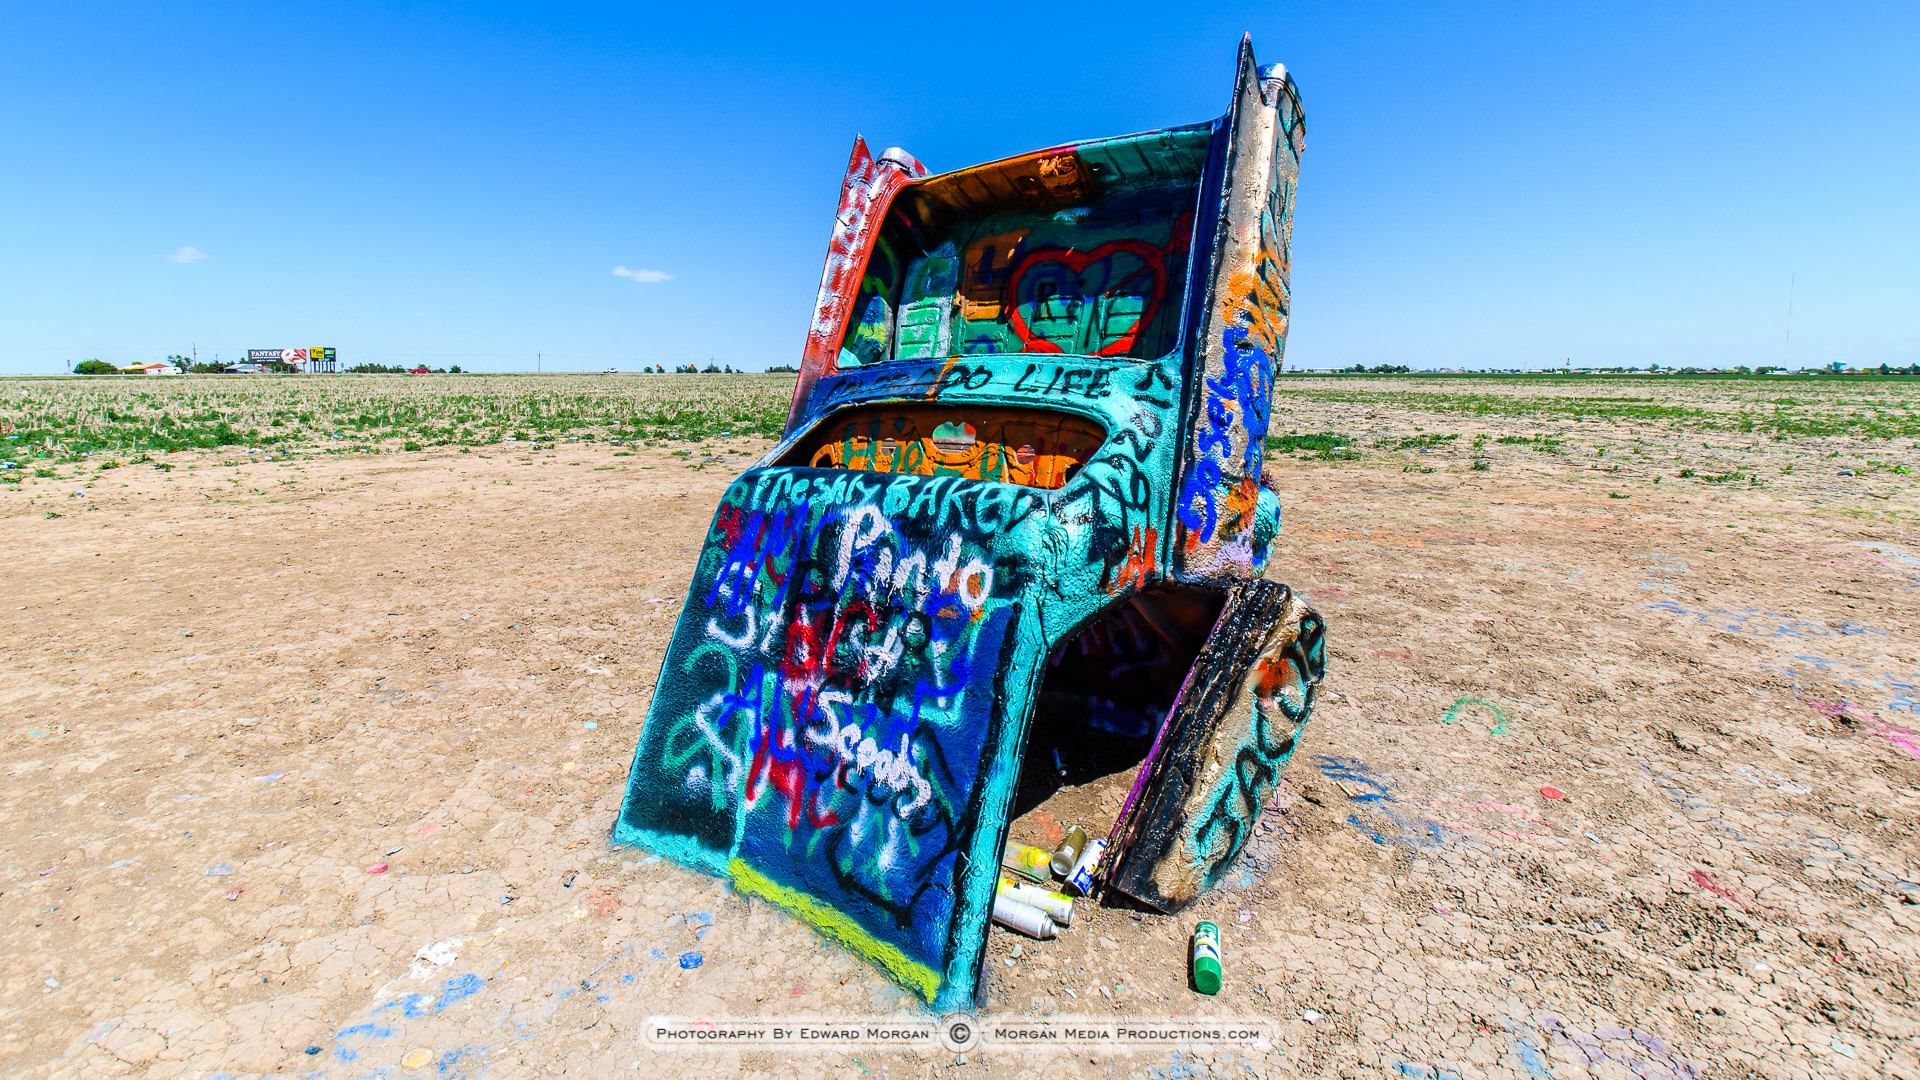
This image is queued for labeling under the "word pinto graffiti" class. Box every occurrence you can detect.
[624,469,1025,1001]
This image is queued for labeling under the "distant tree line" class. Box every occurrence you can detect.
[1318,362,1920,376]
[345,364,463,374]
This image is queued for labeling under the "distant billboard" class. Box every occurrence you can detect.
[245,347,333,367]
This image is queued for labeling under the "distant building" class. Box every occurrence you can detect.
[119,362,179,375]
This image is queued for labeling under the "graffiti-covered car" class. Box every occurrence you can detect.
[615,35,1325,1011]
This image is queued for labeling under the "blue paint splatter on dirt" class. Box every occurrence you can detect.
[1513,1034,1553,1079]
[1317,755,1441,848]
[1349,816,1390,845]
[1145,1051,1209,1080]
[1644,601,1887,640]
[374,974,487,1019]
[1394,1063,1464,1080]
[679,952,704,969]
[1316,755,1388,800]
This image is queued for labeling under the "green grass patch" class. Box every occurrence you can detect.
[1385,433,1458,450]
[0,373,799,458]
[1266,431,1359,459]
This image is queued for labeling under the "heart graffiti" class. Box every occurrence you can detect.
[1004,240,1166,356]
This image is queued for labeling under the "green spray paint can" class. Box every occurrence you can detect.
[1191,921,1222,995]
[1050,825,1089,876]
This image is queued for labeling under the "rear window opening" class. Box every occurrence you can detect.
[778,402,1106,491]
[1006,586,1227,865]
[835,126,1210,367]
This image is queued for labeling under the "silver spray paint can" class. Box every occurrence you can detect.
[998,877,1074,926]
[1065,837,1107,896]
[991,893,1057,939]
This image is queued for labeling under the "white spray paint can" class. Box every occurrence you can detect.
[998,878,1074,926]
[991,893,1057,939]
[1065,837,1107,896]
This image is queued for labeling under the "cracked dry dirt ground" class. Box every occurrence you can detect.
[1,412,1916,1079]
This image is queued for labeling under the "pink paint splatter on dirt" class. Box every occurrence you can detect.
[1424,799,1561,845]
[1690,870,1792,922]
[1689,870,1741,903]
[1806,700,1916,756]
[1871,725,1920,759]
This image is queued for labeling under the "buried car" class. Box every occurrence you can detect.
[614,35,1325,1011]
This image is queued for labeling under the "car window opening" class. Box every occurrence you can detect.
[834,126,1211,368]
[779,403,1107,491]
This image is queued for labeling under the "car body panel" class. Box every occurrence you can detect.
[615,35,1318,1011]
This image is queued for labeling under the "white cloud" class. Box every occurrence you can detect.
[612,265,672,283]
[159,246,209,264]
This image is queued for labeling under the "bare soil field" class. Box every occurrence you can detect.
[1,374,1916,1079]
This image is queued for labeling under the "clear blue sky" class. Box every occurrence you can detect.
[2,2,1913,374]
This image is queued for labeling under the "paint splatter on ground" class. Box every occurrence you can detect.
[1,375,1915,1078]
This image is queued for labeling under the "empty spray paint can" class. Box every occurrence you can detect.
[1002,841,1053,883]
[1191,921,1222,995]
[998,877,1074,927]
[1049,825,1089,876]
[991,893,1057,939]
[1065,837,1107,896]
